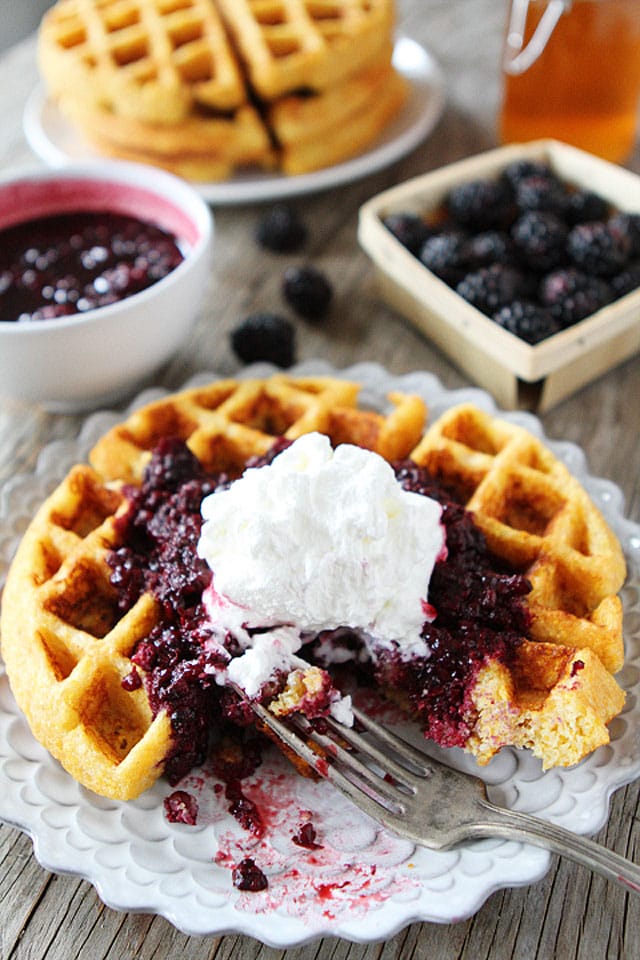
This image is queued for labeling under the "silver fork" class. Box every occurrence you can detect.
[251,699,640,895]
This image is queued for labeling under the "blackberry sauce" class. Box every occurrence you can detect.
[0,211,184,322]
[392,461,531,747]
[108,438,224,784]
[292,822,323,849]
[232,858,269,892]
[108,439,532,782]
[164,790,199,825]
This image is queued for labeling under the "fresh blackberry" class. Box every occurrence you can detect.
[254,204,307,252]
[231,311,295,367]
[419,231,468,284]
[282,264,332,320]
[455,264,532,316]
[501,159,555,191]
[462,230,515,268]
[539,268,612,325]
[608,213,640,258]
[514,174,568,216]
[566,190,610,225]
[611,259,640,298]
[382,212,431,256]
[567,220,632,276]
[511,211,568,271]
[493,300,561,344]
[446,178,512,230]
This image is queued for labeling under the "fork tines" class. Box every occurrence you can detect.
[250,699,432,819]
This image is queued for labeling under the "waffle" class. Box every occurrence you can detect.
[0,466,172,799]
[58,97,276,181]
[0,378,627,800]
[37,0,404,180]
[0,376,425,799]
[216,0,396,99]
[269,57,408,175]
[410,403,626,768]
[38,0,248,123]
[56,52,405,179]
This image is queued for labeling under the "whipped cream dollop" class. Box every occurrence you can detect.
[197,433,445,700]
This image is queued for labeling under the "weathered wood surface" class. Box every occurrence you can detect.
[1,1,639,957]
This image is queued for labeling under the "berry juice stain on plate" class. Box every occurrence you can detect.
[168,748,419,921]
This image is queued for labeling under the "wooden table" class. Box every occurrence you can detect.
[1,2,639,957]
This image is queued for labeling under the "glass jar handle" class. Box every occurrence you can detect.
[503,0,572,75]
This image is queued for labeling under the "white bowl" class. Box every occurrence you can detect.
[358,140,640,412]
[0,161,213,412]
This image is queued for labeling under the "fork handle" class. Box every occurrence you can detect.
[475,800,640,894]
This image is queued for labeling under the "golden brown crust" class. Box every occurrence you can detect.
[411,404,626,674]
[0,376,426,798]
[0,378,628,798]
[89,376,426,483]
[58,97,276,180]
[216,0,396,100]
[470,643,625,769]
[409,403,626,768]
[38,0,248,121]
[272,63,408,176]
[0,465,172,799]
[37,0,403,180]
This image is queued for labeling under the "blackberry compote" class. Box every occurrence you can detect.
[382,461,532,747]
[232,858,269,892]
[108,437,534,779]
[0,211,184,322]
[108,438,223,784]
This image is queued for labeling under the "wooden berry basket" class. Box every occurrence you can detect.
[358,140,640,411]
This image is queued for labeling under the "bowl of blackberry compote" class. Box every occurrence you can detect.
[0,160,213,411]
[359,139,640,412]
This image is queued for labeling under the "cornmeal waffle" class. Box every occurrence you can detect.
[0,377,424,799]
[0,377,627,800]
[88,375,426,483]
[0,466,171,799]
[216,0,396,99]
[269,57,408,175]
[37,0,405,180]
[58,98,276,181]
[410,404,626,768]
[38,0,248,123]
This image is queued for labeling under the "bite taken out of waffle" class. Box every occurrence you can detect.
[37,0,407,180]
[0,375,627,801]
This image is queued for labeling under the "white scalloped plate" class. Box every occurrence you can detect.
[23,38,445,206]
[1,361,639,946]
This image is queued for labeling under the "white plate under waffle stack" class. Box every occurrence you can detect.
[24,38,445,205]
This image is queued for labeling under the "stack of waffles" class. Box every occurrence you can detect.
[38,0,408,180]
[0,375,628,801]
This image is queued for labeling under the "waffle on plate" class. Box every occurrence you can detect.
[0,376,627,800]
[38,0,248,122]
[215,0,395,99]
[38,0,405,179]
